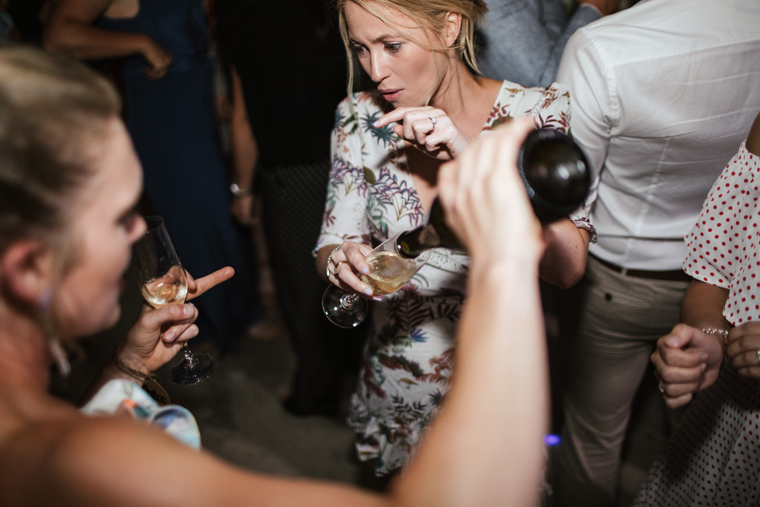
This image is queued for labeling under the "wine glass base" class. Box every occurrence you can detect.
[167,351,217,386]
[322,285,368,328]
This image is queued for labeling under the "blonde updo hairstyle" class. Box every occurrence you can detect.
[336,0,487,97]
[0,46,121,279]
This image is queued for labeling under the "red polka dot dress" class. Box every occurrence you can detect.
[634,142,760,506]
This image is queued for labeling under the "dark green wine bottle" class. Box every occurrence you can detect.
[396,128,590,259]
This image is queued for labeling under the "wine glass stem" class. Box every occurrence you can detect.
[340,293,361,310]
[181,343,196,366]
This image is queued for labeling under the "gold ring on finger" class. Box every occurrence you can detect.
[333,261,344,277]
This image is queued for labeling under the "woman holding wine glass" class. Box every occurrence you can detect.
[1,46,551,507]
[315,0,593,476]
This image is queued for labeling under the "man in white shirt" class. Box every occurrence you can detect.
[552,0,760,505]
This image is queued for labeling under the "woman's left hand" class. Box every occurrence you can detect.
[375,106,470,160]
[116,267,235,374]
[726,322,760,379]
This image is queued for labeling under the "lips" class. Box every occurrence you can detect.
[380,89,401,102]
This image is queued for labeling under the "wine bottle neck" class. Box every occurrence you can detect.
[396,224,441,259]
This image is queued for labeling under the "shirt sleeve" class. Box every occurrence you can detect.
[684,144,754,289]
[531,81,571,133]
[529,81,592,229]
[313,96,372,255]
[556,28,615,214]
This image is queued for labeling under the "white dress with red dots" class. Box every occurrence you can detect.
[634,141,760,506]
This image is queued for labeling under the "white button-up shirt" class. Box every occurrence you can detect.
[556,0,760,270]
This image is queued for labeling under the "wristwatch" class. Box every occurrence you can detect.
[230,182,251,197]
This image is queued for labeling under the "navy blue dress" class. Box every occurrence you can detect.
[98,0,260,351]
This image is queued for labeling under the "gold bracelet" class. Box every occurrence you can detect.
[325,245,342,278]
[112,352,155,382]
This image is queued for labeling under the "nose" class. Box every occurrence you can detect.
[368,50,388,84]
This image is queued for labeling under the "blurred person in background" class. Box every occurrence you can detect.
[44,0,263,353]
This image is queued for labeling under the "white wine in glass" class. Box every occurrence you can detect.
[134,216,216,385]
[140,265,189,308]
[322,233,431,328]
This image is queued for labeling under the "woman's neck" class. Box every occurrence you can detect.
[429,58,501,137]
[0,304,53,391]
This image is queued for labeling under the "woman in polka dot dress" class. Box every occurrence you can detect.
[634,112,760,506]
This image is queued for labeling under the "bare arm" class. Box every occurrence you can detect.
[680,279,730,331]
[539,220,589,288]
[392,119,547,507]
[44,0,171,78]
[27,120,547,507]
[229,66,257,226]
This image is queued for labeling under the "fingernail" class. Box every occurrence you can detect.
[183,305,193,316]
[364,288,372,296]
[361,267,369,274]
[372,120,379,127]
[165,331,176,342]
[373,295,383,302]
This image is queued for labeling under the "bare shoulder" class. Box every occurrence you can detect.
[747,111,760,156]
[0,413,214,507]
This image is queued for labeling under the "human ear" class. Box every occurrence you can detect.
[443,12,462,47]
[0,241,55,307]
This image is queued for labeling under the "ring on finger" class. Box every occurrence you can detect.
[429,116,437,132]
[756,349,760,367]
[658,382,665,395]
[333,261,344,277]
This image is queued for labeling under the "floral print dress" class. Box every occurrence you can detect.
[315,80,571,475]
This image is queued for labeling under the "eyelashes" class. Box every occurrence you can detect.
[349,42,403,56]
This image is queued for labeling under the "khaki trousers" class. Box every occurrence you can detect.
[551,256,690,507]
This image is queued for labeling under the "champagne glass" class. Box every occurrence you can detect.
[134,216,217,385]
[322,232,431,328]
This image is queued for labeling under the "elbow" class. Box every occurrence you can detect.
[43,25,67,53]
[540,253,587,289]
[43,19,82,55]
[555,263,586,289]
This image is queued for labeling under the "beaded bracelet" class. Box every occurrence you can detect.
[325,245,342,278]
[702,327,729,364]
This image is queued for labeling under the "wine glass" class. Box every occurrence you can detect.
[322,232,431,328]
[134,216,217,385]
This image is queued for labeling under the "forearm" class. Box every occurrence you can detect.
[230,68,257,191]
[44,16,147,60]
[680,280,730,331]
[393,256,547,507]
[78,345,151,405]
[539,219,589,288]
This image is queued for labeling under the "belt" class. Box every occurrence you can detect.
[591,255,692,282]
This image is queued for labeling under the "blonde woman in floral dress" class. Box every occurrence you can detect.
[315,0,593,476]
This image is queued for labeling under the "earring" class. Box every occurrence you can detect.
[40,289,71,377]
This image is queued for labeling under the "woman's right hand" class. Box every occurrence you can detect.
[374,106,471,161]
[141,36,172,79]
[325,241,382,300]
